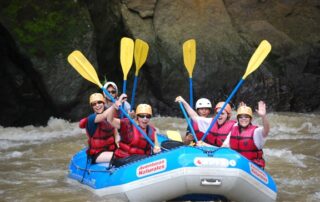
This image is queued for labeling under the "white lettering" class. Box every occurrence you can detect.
[194,157,229,168]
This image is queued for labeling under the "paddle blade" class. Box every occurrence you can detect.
[183,39,196,78]
[166,130,183,142]
[134,39,149,76]
[120,37,134,80]
[242,40,272,79]
[67,50,102,87]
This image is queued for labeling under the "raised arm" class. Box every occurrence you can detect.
[256,101,270,137]
[94,106,113,124]
[175,96,198,120]
[105,94,128,129]
[93,103,120,128]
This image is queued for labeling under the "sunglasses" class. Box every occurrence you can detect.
[137,114,152,119]
[91,101,104,107]
[108,90,116,94]
[238,115,250,119]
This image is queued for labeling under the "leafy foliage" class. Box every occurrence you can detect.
[1,0,90,56]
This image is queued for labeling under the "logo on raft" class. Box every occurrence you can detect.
[136,159,167,177]
[249,162,268,184]
[194,157,236,167]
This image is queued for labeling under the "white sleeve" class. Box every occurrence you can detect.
[221,133,231,147]
[253,127,266,150]
[195,117,213,133]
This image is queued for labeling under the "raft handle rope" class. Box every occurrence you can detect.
[196,146,226,156]
[80,156,90,183]
[71,159,115,173]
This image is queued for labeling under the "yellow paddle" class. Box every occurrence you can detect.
[67,50,155,147]
[201,40,272,141]
[120,37,134,117]
[183,39,196,108]
[134,39,149,75]
[131,39,149,110]
[120,37,134,82]
[243,40,272,79]
[67,50,102,87]
[166,130,183,142]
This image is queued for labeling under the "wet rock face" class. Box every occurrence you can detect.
[0,0,319,126]
[117,0,320,113]
[0,0,95,126]
[0,24,53,126]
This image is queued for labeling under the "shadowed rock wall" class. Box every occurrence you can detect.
[0,0,319,126]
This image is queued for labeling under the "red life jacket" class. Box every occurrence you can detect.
[79,117,87,129]
[230,124,265,168]
[80,117,117,156]
[194,120,236,146]
[115,120,156,159]
[207,120,236,146]
[114,110,120,118]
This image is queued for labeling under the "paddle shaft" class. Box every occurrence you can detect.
[122,80,127,95]
[201,79,244,141]
[130,76,138,110]
[179,102,198,143]
[189,78,194,108]
[120,80,128,118]
[102,87,155,147]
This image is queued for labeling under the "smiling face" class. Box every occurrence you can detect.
[236,106,253,128]
[89,93,105,114]
[136,114,151,129]
[237,114,251,128]
[216,110,229,125]
[197,108,211,117]
[107,86,117,99]
[91,101,105,114]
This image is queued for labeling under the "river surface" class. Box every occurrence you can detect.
[1,112,320,202]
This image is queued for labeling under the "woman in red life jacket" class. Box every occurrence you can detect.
[210,102,237,146]
[78,93,117,164]
[175,96,236,147]
[184,98,212,145]
[221,101,270,169]
[106,94,161,161]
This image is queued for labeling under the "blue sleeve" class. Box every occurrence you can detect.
[86,113,98,137]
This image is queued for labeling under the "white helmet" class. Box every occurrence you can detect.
[103,81,118,97]
[195,98,212,109]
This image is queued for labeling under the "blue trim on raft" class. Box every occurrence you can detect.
[68,133,277,200]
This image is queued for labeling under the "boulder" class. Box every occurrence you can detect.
[0,0,319,126]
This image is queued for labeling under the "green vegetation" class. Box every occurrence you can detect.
[1,0,90,56]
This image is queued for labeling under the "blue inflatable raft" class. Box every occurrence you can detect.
[68,135,277,202]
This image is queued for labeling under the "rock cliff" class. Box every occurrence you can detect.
[0,0,319,126]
